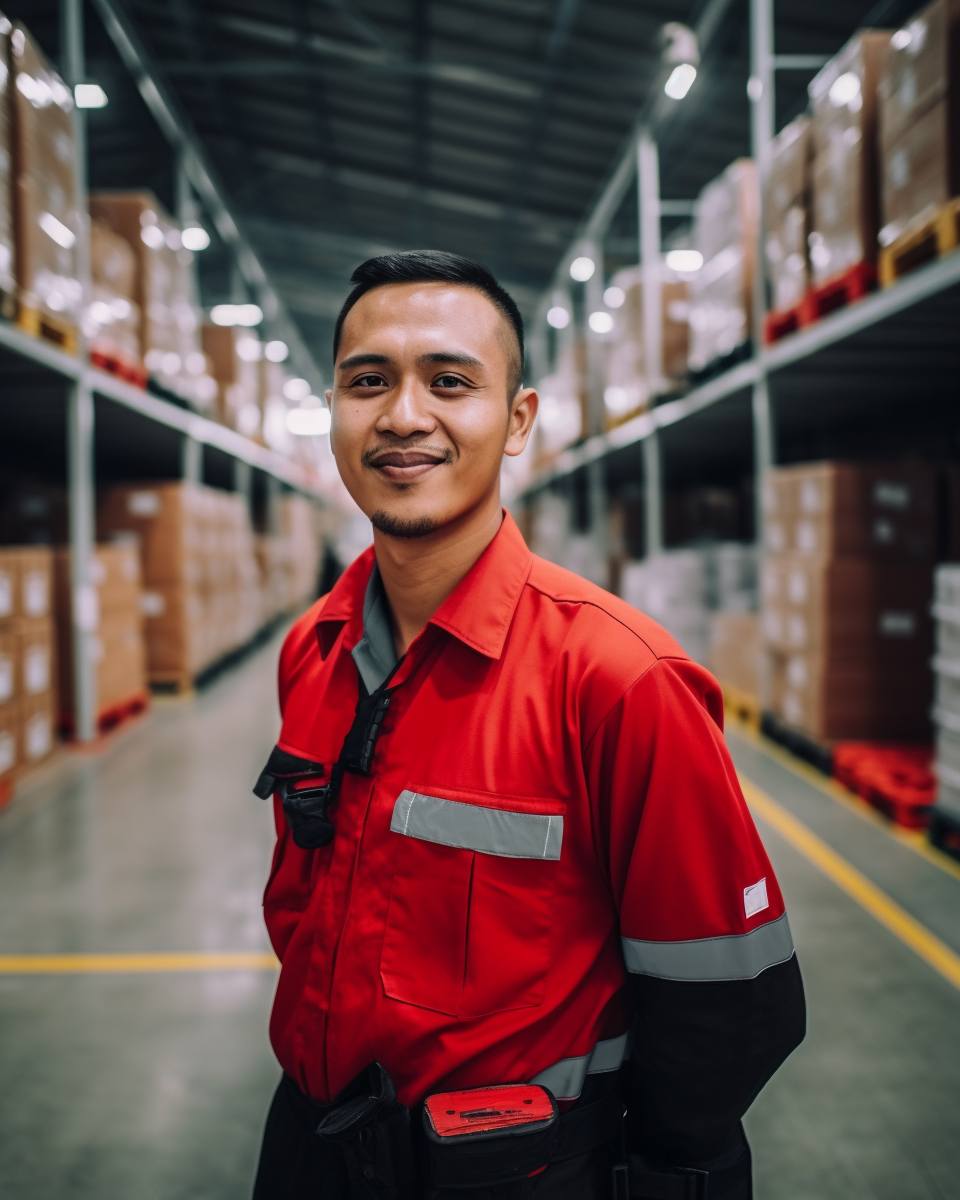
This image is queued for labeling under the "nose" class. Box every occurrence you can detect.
[375,372,438,439]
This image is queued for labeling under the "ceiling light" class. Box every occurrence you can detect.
[546,306,570,329]
[569,256,595,282]
[210,304,237,326]
[287,407,331,436]
[264,340,289,362]
[235,304,263,327]
[588,311,614,334]
[38,212,76,249]
[283,377,311,401]
[665,249,703,272]
[603,286,625,308]
[74,82,107,108]
[664,63,697,100]
[181,225,210,251]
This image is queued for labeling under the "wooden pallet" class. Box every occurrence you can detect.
[798,261,877,326]
[90,346,148,389]
[149,672,195,697]
[764,305,802,344]
[60,689,151,739]
[879,197,960,287]
[722,682,761,729]
[16,306,78,355]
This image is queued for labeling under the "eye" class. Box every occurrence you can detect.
[352,373,388,388]
[434,374,466,389]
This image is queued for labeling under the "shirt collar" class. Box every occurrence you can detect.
[350,563,398,692]
[316,511,532,663]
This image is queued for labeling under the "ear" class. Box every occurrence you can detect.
[504,387,538,458]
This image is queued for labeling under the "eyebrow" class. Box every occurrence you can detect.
[416,352,484,370]
[337,353,392,371]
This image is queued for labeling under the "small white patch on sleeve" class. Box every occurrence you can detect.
[744,878,769,918]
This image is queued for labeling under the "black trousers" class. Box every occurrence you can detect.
[252,1075,614,1200]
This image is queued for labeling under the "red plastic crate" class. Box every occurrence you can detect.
[833,743,935,829]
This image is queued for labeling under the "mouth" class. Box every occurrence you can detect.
[367,448,449,481]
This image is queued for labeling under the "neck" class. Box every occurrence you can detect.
[373,493,504,656]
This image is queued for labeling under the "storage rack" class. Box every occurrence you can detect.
[519,0,960,574]
[2,0,333,744]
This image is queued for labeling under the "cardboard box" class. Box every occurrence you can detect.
[0,548,54,624]
[688,159,758,372]
[761,554,934,664]
[58,610,146,715]
[202,325,262,432]
[98,483,206,586]
[762,462,937,559]
[19,691,54,766]
[765,118,812,311]
[17,617,54,699]
[881,97,959,244]
[0,14,15,311]
[709,612,760,696]
[0,700,17,782]
[768,647,932,740]
[11,23,80,330]
[0,628,14,708]
[879,0,960,145]
[602,265,689,418]
[808,32,892,282]
[140,582,209,675]
[54,542,141,619]
[88,217,141,363]
[89,192,203,401]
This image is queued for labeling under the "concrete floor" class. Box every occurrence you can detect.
[0,631,958,1199]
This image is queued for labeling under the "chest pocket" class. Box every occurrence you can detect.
[380,788,563,1019]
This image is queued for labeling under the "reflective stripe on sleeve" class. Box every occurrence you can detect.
[529,1032,629,1101]
[391,790,563,860]
[621,912,795,981]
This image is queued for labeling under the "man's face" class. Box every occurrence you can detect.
[328,282,537,538]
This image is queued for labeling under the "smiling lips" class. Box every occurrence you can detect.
[369,449,448,481]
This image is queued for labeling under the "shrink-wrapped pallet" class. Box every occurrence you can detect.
[878,0,960,246]
[765,118,812,312]
[11,23,80,345]
[688,159,758,373]
[808,32,891,284]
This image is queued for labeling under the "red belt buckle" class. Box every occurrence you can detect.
[422,1084,559,1188]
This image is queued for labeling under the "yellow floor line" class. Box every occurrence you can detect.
[741,776,960,993]
[0,951,280,974]
[728,714,960,885]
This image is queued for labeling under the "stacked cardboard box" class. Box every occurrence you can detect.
[602,265,689,420]
[531,342,587,463]
[87,218,142,371]
[0,546,57,796]
[688,159,758,373]
[878,0,960,248]
[807,33,892,286]
[0,14,15,318]
[761,462,935,740]
[11,22,81,346]
[622,551,712,664]
[53,543,147,729]
[256,493,321,621]
[89,192,208,406]
[709,612,761,698]
[932,564,960,824]
[202,325,262,434]
[98,482,268,684]
[765,117,813,312]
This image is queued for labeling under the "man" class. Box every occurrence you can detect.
[252,251,805,1200]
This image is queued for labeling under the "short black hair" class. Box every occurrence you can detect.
[333,250,525,397]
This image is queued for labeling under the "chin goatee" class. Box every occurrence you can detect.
[370,510,438,539]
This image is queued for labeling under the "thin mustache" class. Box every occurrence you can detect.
[362,443,453,467]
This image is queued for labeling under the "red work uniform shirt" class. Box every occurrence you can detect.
[263,513,796,1121]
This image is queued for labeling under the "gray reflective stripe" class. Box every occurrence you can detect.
[530,1033,629,1101]
[391,790,563,860]
[621,913,795,981]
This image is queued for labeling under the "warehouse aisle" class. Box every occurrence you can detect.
[0,628,285,1200]
[2,635,960,1200]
